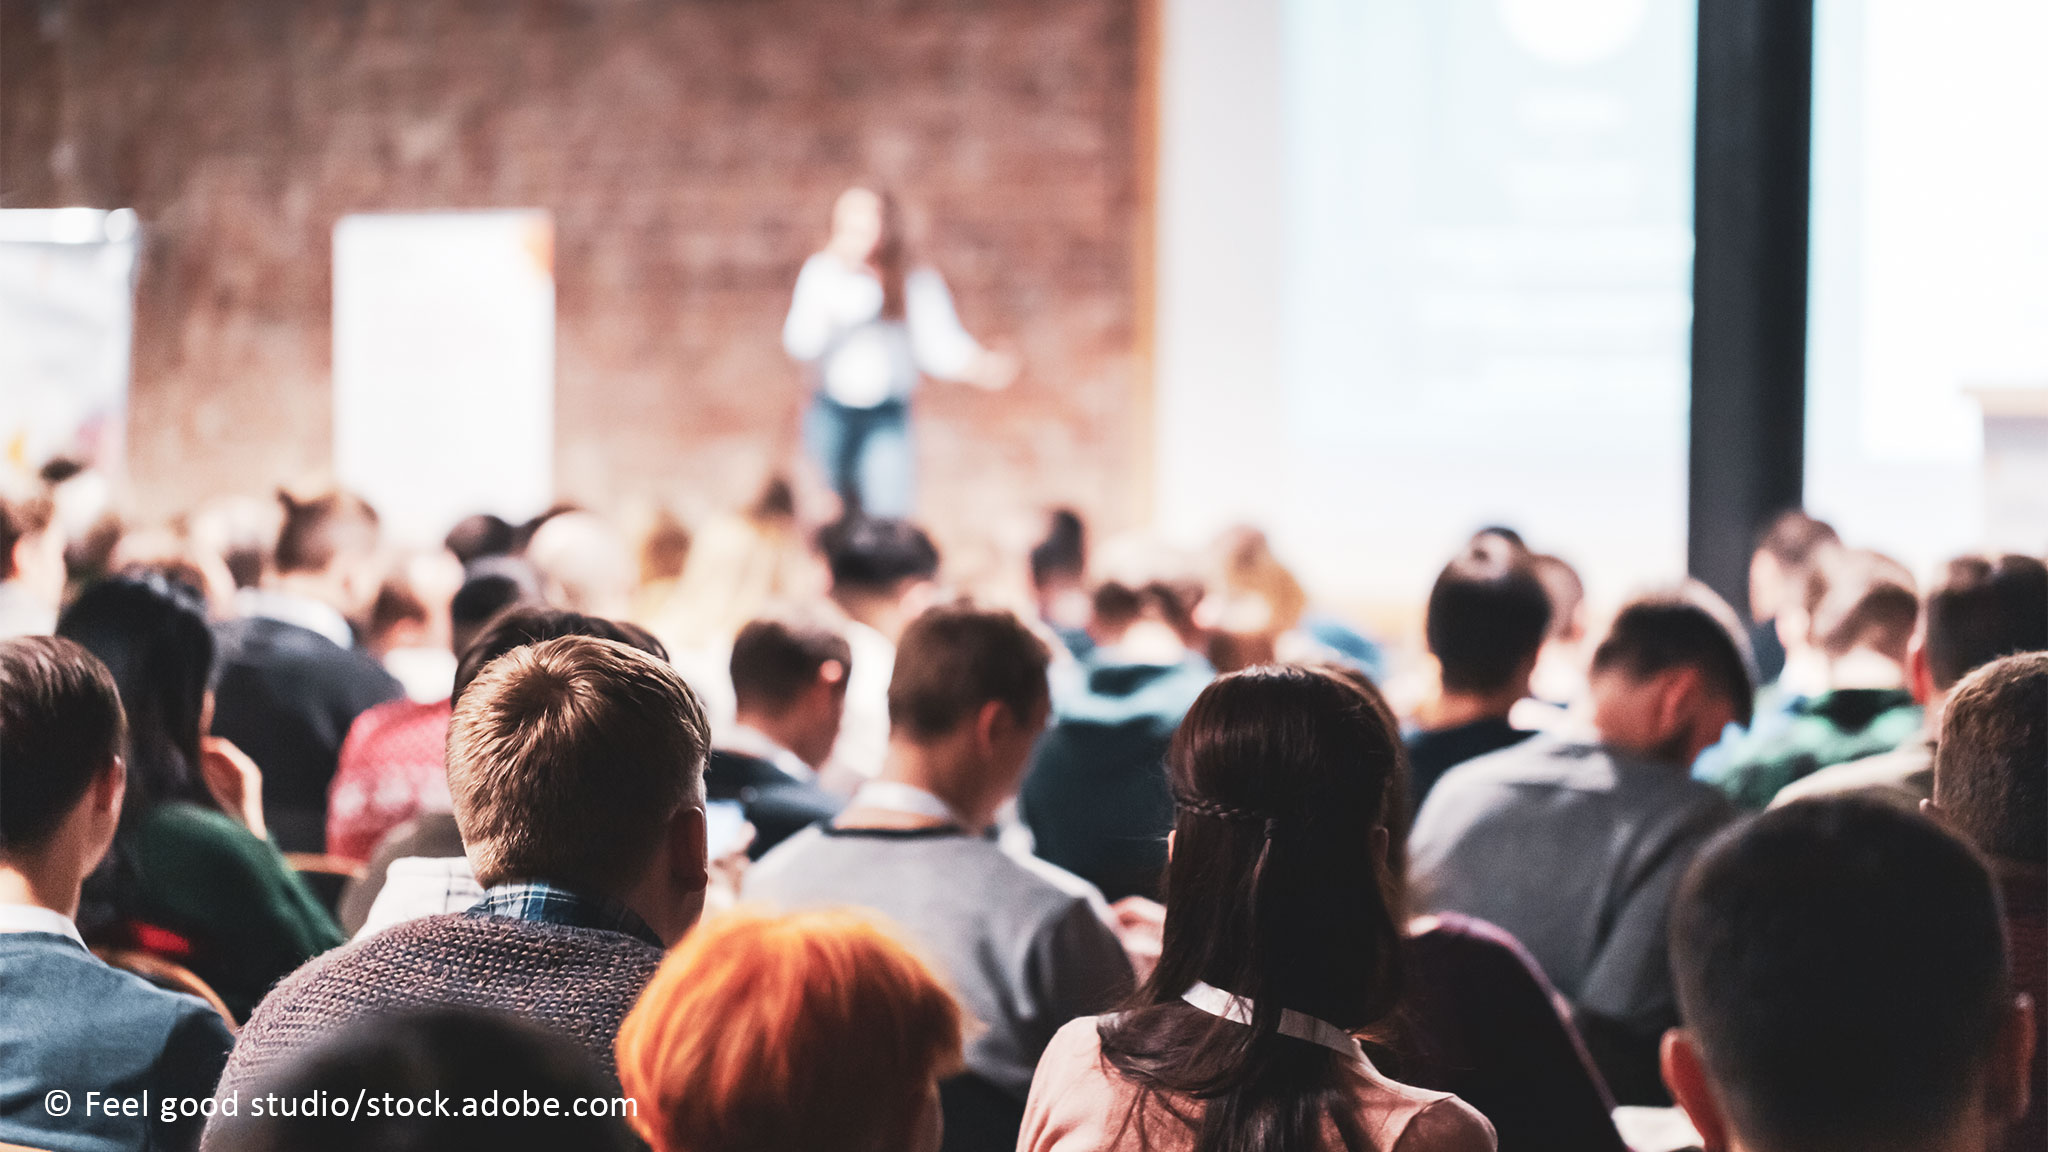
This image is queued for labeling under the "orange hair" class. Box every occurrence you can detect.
[617,908,965,1152]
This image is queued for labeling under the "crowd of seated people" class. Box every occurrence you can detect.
[0,470,2041,1152]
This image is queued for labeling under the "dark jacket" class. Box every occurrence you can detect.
[705,749,844,859]
[1021,652,1212,902]
[210,616,403,852]
[0,931,233,1152]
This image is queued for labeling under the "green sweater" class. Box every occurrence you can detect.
[128,802,345,1020]
[1705,688,1923,809]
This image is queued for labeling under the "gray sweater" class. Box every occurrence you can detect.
[744,824,1136,1100]
[202,912,661,1148]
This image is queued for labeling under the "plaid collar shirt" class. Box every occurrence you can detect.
[466,881,661,948]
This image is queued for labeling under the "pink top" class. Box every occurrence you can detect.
[1021,1016,1497,1152]
[325,697,454,862]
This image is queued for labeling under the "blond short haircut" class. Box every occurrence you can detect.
[448,635,708,891]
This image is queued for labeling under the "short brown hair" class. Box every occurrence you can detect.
[1592,583,1756,726]
[1803,549,1918,662]
[887,603,1050,740]
[274,488,379,575]
[448,635,708,891]
[1923,554,2047,691]
[729,614,851,714]
[1754,509,1839,571]
[0,636,125,851]
[1935,652,2047,863]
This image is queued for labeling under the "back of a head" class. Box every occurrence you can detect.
[448,560,544,661]
[450,604,669,707]
[273,488,379,576]
[1152,665,1404,1030]
[1754,509,1840,573]
[886,603,1049,742]
[1924,554,2048,692]
[1100,665,1406,1152]
[1425,540,1553,694]
[1670,798,2011,1152]
[444,513,518,568]
[0,635,124,854]
[56,572,217,812]
[1591,585,1756,726]
[524,510,634,616]
[617,909,963,1152]
[1935,652,2047,865]
[211,1007,637,1152]
[819,516,939,595]
[729,614,851,716]
[1029,508,1087,588]
[447,635,707,892]
[1803,548,1919,662]
[1528,553,1585,642]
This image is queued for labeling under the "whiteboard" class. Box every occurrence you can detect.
[333,211,555,547]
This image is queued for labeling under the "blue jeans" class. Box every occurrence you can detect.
[806,394,914,518]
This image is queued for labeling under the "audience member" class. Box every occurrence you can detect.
[0,482,65,639]
[617,909,965,1152]
[59,572,344,1019]
[1928,652,2047,1152]
[1021,665,1494,1152]
[212,634,712,1107]
[365,547,466,702]
[325,564,535,863]
[1021,577,1212,902]
[1704,548,1922,807]
[1522,551,1591,720]
[335,605,670,934]
[1406,540,1552,814]
[816,515,943,788]
[1030,508,1092,655]
[1411,585,1750,1103]
[0,635,235,1152]
[746,603,1134,1151]
[443,512,518,568]
[1321,663,1629,1152]
[211,489,403,851]
[626,499,694,623]
[710,614,850,857]
[208,1007,638,1152]
[186,494,283,593]
[1745,509,1840,688]
[524,508,635,620]
[1775,553,2048,808]
[1663,798,2035,1152]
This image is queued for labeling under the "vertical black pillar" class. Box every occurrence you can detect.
[1689,0,1814,621]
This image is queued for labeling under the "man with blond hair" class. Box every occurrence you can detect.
[208,635,711,1124]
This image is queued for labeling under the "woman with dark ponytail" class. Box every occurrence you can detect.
[1019,665,1494,1152]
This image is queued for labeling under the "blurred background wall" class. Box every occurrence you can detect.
[0,0,1148,554]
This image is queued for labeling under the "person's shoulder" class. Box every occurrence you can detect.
[1001,841,1116,910]
[1390,1093,1497,1152]
[137,800,276,865]
[2,934,224,1033]
[1419,734,1575,814]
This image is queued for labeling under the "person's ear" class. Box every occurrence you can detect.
[1661,1028,1730,1152]
[1907,640,1935,706]
[668,803,709,894]
[1987,993,2036,1125]
[96,756,126,821]
[1370,825,1390,869]
[1655,666,1704,742]
[1166,829,1176,862]
[973,699,1009,756]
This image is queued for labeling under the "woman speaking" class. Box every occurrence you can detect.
[783,186,1017,518]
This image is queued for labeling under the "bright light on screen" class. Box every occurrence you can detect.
[1156,0,1697,611]
[1806,0,2048,571]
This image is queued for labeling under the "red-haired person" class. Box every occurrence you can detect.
[617,909,964,1152]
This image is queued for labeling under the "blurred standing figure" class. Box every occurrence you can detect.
[783,186,1018,518]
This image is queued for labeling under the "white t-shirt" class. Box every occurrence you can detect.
[782,253,984,407]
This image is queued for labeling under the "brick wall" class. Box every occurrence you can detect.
[1,0,1144,561]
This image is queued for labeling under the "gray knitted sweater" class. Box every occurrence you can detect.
[202,912,662,1139]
